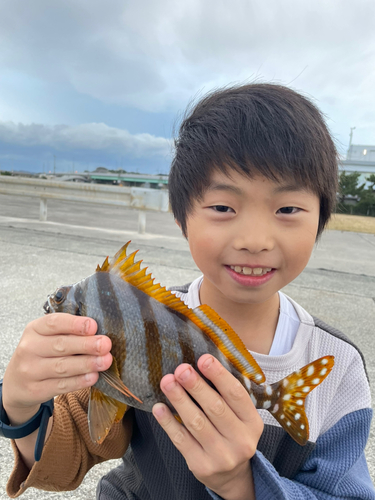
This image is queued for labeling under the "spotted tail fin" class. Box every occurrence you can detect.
[269,356,334,446]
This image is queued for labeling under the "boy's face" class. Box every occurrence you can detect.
[184,169,320,308]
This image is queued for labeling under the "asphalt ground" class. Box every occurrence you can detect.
[0,193,375,499]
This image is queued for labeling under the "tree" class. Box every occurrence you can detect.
[355,174,375,216]
[338,171,365,202]
[337,171,375,216]
[367,174,375,190]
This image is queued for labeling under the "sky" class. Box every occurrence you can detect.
[0,0,374,174]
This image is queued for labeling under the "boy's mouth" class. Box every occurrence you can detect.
[229,265,273,276]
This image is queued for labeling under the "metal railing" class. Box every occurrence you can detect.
[0,176,169,234]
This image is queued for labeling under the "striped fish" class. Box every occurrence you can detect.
[43,242,334,446]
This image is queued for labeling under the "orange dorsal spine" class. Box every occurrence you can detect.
[96,242,265,384]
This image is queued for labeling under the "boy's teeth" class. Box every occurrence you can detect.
[230,266,272,276]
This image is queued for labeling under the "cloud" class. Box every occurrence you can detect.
[0,0,374,113]
[0,121,171,156]
[0,0,374,159]
[0,120,173,173]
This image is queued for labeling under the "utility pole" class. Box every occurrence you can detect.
[348,127,356,159]
[53,155,56,175]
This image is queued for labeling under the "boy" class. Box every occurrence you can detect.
[2,84,374,499]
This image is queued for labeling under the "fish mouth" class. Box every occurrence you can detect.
[43,297,53,314]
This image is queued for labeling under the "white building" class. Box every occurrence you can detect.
[347,145,375,162]
[340,145,375,185]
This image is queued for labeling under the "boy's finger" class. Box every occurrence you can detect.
[196,355,258,424]
[152,402,201,458]
[36,352,113,381]
[34,371,101,400]
[31,332,112,358]
[29,313,97,337]
[159,373,219,450]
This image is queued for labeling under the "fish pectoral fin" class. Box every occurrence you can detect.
[174,414,183,424]
[101,358,143,404]
[88,387,128,444]
[270,355,334,446]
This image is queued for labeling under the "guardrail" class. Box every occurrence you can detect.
[0,176,169,234]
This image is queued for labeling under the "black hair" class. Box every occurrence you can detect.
[169,83,338,237]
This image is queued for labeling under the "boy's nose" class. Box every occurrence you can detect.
[232,220,275,254]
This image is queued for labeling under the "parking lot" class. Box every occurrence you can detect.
[1,194,374,499]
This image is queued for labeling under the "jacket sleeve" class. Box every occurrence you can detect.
[206,408,374,500]
[6,388,133,498]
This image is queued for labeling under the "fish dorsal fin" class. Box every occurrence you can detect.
[96,242,195,316]
[96,256,110,272]
[96,242,265,383]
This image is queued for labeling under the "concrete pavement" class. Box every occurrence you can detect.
[0,194,374,499]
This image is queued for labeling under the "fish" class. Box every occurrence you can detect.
[43,241,334,446]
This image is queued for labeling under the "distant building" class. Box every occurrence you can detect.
[87,170,169,189]
[340,145,375,185]
[93,167,110,173]
[59,174,89,183]
[347,145,375,162]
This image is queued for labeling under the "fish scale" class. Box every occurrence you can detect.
[43,241,335,446]
[93,275,243,411]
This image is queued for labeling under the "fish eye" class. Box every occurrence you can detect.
[54,289,65,304]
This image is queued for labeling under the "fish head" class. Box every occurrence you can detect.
[43,284,83,316]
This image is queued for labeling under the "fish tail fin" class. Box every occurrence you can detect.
[270,356,334,446]
[88,387,128,444]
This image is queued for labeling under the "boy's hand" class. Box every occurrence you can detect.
[152,355,263,500]
[2,313,112,425]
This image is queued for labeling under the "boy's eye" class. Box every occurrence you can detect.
[278,206,300,214]
[212,205,234,213]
